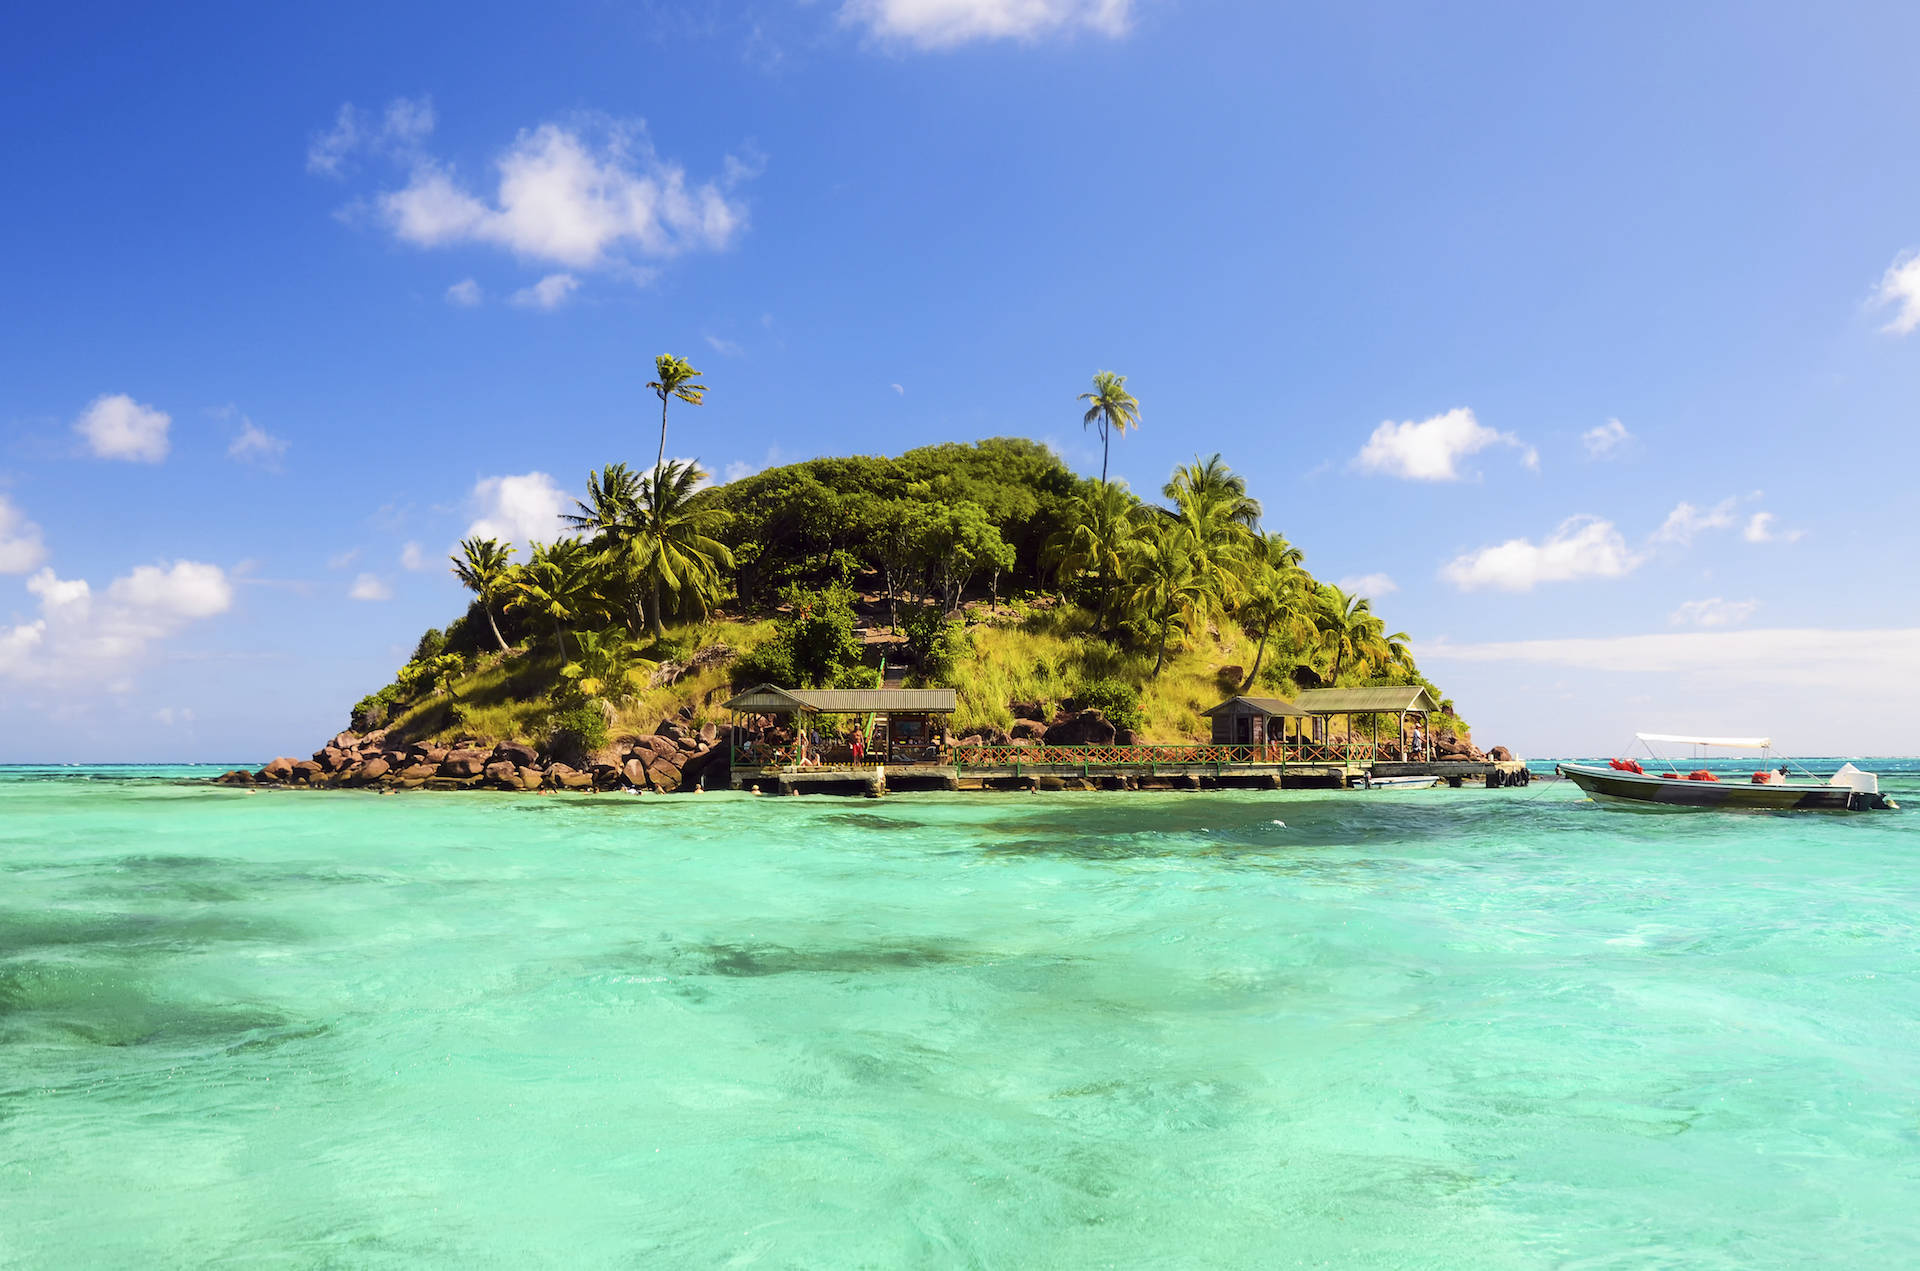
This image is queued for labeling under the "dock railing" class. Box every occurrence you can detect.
[950,741,1385,769]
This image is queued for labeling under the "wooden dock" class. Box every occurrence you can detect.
[731,750,1530,795]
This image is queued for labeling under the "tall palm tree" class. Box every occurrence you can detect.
[635,460,734,639]
[1078,370,1141,485]
[508,538,598,660]
[450,536,517,652]
[1124,526,1209,677]
[1164,454,1262,528]
[1161,456,1259,612]
[646,354,706,484]
[1315,586,1388,682]
[1234,566,1314,693]
[1041,481,1142,632]
[564,462,647,634]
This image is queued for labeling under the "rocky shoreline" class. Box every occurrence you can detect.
[215,711,729,794]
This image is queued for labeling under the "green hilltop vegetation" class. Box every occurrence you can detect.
[354,359,1464,758]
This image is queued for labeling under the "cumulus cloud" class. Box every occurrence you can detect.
[1671,597,1758,628]
[75,393,170,463]
[400,541,429,571]
[1355,407,1536,481]
[348,573,392,602]
[0,495,48,574]
[445,278,483,307]
[466,472,570,550]
[1336,572,1399,598]
[226,415,289,469]
[1742,511,1804,544]
[1582,417,1631,459]
[510,273,579,310]
[890,383,905,395]
[365,113,751,277]
[1440,516,1640,591]
[1652,497,1738,546]
[0,560,233,686]
[1873,248,1920,335]
[841,0,1132,47]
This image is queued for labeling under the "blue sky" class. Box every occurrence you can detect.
[4,0,1920,761]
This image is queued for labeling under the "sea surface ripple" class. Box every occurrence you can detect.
[2,765,1917,1268]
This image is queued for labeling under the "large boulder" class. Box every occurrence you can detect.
[1488,745,1513,762]
[439,748,489,778]
[1043,709,1116,747]
[1008,700,1043,723]
[654,719,686,741]
[329,731,360,753]
[397,762,438,781]
[262,756,297,781]
[697,722,718,745]
[590,764,626,791]
[314,747,351,772]
[491,741,540,767]
[1009,720,1047,741]
[680,746,729,792]
[623,757,649,788]
[289,760,324,784]
[358,757,391,782]
[515,766,545,791]
[483,760,520,786]
[215,769,252,785]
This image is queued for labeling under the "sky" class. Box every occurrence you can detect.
[4,0,1920,762]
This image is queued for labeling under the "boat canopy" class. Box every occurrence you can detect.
[1636,732,1772,749]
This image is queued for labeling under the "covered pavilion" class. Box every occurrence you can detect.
[1293,686,1442,760]
[722,684,958,767]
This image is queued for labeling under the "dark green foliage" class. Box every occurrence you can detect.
[1069,677,1144,735]
[411,628,447,663]
[731,584,864,688]
[899,606,963,681]
[832,663,882,689]
[550,703,609,760]
[351,685,404,732]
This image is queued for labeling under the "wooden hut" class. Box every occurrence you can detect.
[722,684,958,767]
[1199,695,1309,746]
[1293,686,1441,759]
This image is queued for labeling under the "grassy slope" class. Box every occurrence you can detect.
[376,606,1462,750]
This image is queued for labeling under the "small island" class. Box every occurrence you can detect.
[225,362,1519,796]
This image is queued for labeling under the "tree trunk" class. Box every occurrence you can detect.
[486,603,509,653]
[1153,608,1170,677]
[655,391,669,487]
[1100,421,1110,484]
[1239,627,1269,693]
[648,574,667,640]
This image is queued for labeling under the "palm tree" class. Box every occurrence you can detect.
[450,536,516,652]
[1041,481,1142,632]
[1078,370,1141,485]
[1234,566,1314,693]
[564,462,647,634]
[1164,454,1261,528]
[1161,456,1259,612]
[635,460,734,639]
[645,354,706,484]
[1314,586,1388,682]
[1124,526,1209,677]
[508,538,598,660]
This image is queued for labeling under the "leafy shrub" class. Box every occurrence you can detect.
[731,584,863,688]
[550,702,610,759]
[351,685,403,732]
[832,663,881,689]
[900,606,964,681]
[411,627,447,663]
[1069,677,1143,735]
[732,640,797,689]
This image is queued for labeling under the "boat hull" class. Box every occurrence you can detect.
[1557,763,1884,811]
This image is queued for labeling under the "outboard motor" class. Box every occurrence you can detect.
[1829,763,1897,811]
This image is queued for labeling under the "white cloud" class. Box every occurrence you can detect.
[1670,597,1758,628]
[841,0,1132,47]
[445,278,483,307]
[75,393,170,463]
[510,273,579,310]
[1582,418,1631,459]
[1441,516,1640,591]
[1652,497,1738,546]
[1872,248,1920,335]
[1742,511,1804,544]
[372,116,750,275]
[1355,407,1535,481]
[1336,572,1399,598]
[226,416,289,468]
[400,541,429,571]
[326,547,360,570]
[466,472,570,550]
[348,573,392,602]
[307,96,435,177]
[890,383,905,396]
[704,333,744,356]
[0,495,48,574]
[0,560,233,686]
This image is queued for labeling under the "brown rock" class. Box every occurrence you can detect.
[590,764,625,790]
[1114,727,1137,746]
[396,777,427,790]
[491,741,540,767]
[329,731,360,752]
[680,746,728,792]
[290,760,324,783]
[360,757,391,781]
[423,747,450,765]
[314,747,350,772]
[623,757,649,788]
[655,719,686,741]
[426,776,480,791]
[516,766,544,791]
[397,762,438,781]
[483,760,519,785]
[698,722,718,745]
[214,770,252,785]
[262,756,297,780]
[676,736,699,753]
[1008,700,1043,722]
[1043,709,1116,746]
[1489,745,1513,762]
[439,750,487,778]
[1009,720,1046,741]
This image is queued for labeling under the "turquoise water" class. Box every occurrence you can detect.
[3,767,1918,1268]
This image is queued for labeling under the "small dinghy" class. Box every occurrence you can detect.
[1360,774,1444,790]
[1557,734,1896,812]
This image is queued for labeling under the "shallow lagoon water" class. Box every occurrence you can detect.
[3,767,1918,1268]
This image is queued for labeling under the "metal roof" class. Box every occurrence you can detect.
[1199,694,1308,718]
[722,683,957,714]
[1293,686,1440,714]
